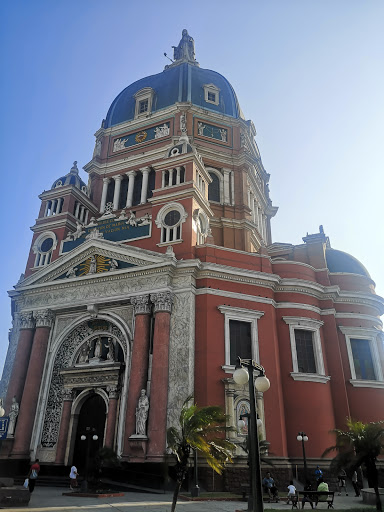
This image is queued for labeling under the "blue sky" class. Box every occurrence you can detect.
[1,0,383,374]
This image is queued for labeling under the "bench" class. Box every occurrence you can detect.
[240,483,279,503]
[294,490,334,509]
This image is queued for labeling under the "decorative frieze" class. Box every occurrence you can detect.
[131,295,151,315]
[18,311,35,330]
[150,291,174,313]
[34,309,55,328]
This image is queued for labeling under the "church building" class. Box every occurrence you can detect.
[1,30,383,488]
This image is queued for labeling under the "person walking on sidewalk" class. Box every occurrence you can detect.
[27,459,40,493]
[69,465,79,490]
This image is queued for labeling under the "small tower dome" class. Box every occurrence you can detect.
[51,161,87,193]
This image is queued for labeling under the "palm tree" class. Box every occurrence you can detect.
[167,396,236,512]
[323,418,384,511]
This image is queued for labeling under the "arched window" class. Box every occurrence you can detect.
[155,202,187,244]
[208,172,221,202]
[33,232,57,267]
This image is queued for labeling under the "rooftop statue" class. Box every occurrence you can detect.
[172,29,196,63]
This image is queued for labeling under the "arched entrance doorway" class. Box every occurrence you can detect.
[73,394,106,472]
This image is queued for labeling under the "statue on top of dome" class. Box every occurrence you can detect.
[172,29,196,62]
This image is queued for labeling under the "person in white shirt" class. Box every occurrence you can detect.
[69,465,79,490]
[287,480,296,504]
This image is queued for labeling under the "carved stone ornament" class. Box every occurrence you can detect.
[41,320,127,447]
[107,385,119,399]
[131,295,151,315]
[62,388,74,401]
[19,311,35,330]
[85,228,104,240]
[34,309,55,328]
[150,291,174,314]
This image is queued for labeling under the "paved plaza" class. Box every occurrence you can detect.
[0,486,373,512]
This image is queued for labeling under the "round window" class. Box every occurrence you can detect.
[40,238,54,253]
[164,210,181,227]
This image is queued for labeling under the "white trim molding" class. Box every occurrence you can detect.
[203,83,220,106]
[218,305,264,372]
[283,316,329,383]
[134,87,155,119]
[339,326,384,384]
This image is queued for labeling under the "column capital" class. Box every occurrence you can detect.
[103,177,111,184]
[150,291,174,314]
[34,309,55,328]
[63,388,75,401]
[18,311,35,330]
[140,167,151,175]
[131,295,151,315]
[113,174,123,182]
[126,170,137,178]
[107,385,119,399]
[223,167,232,175]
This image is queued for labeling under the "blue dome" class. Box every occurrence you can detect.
[105,63,243,128]
[51,161,87,192]
[326,248,371,278]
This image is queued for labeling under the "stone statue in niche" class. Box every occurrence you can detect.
[7,397,19,437]
[66,267,78,278]
[154,124,170,139]
[73,221,85,240]
[138,213,152,225]
[136,389,149,436]
[93,138,102,157]
[94,336,103,359]
[172,29,196,62]
[180,113,187,134]
[106,337,115,361]
[197,122,205,136]
[108,259,118,271]
[78,341,91,364]
[113,138,128,152]
[219,129,227,142]
[88,256,97,275]
[126,211,137,227]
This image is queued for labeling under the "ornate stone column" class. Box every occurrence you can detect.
[140,167,150,204]
[100,177,110,213]
[105,386,119,449]
[5,312,35,413]
[55,388,74,464]
[123,295,151,455]
[147,291,174,458]
[113,175,123,210]
[125,171,136,208]
[12,309,55,457]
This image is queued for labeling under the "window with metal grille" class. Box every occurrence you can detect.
[295,329,316,373]
[350,338,376,380]
[229,320,252,366]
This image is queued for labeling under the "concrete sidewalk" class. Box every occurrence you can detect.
[1,487,372,512]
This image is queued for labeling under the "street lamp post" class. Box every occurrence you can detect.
[233,358,270,512]
[296,431,309,482]
[80,427,98,492]
[191,449,200,497]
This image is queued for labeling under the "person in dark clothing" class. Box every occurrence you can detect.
[302,480,314,509]
[28,459,40,493]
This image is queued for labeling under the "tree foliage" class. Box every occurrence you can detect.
[167,396,236,512]
[323,418,384,511]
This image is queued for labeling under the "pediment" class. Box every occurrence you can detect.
[17,238,172,288]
